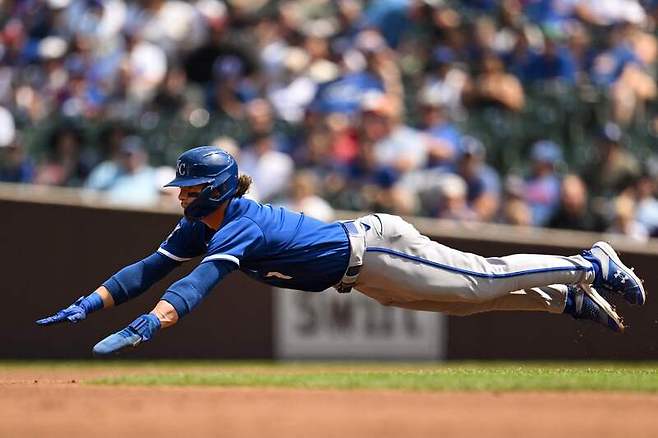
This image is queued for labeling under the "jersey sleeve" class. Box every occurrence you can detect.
[158,218,207,262]
[201,217,264,267]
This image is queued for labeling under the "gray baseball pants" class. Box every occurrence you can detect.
[353,214,595,316]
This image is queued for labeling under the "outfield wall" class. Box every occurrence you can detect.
[2,183,657,360]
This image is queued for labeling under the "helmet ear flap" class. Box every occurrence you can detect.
[184,184,216,219]
[183,166,238,220]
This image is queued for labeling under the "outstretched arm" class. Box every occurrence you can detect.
[36,252,180,326]
[102,252,181,305]
[92,259,236,355]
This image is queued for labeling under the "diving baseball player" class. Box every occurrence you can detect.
[37,146,646,355]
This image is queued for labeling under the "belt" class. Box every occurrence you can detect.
[335,220,367,293]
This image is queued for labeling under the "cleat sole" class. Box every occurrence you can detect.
[581,284,625,333]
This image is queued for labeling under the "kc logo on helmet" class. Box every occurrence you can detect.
[177,160,187,176]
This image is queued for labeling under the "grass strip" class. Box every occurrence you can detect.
[89,365,658,393]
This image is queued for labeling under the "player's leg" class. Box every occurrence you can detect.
[355,214,593,304]
[358,283,567,314]
[355,214,643,307]
[361,284,623,332]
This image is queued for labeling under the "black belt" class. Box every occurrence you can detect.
[335,220,367,293]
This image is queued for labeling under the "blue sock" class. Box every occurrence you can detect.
[129,314,161,341]
[583,251,601,284]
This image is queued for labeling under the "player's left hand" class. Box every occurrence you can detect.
[92,314,161,356]
[36,296,87,325]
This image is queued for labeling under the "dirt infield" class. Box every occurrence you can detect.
[2,367,658,438]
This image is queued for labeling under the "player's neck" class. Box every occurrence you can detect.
[201,201,229,230]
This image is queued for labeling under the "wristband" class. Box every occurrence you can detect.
[79,292,104,314]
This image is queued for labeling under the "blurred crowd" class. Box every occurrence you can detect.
[2,0,658,241]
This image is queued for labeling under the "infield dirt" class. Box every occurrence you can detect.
[2,367,657,438]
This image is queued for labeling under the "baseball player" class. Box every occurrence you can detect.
[37,146,646,355]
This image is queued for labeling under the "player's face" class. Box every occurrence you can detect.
[178,184,205,208]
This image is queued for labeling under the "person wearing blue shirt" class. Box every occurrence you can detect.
[37,146,646,355]
[0,139,35,183]
[524,140,563,226]
[523,37,577,85]
[310,71,385,115]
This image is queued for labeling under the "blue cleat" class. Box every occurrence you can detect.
[93,328,143,356]
[564,284,624,333]
[582,241,646,305]
[93,314,161,356]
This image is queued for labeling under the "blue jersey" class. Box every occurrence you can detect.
[158,197,350,292]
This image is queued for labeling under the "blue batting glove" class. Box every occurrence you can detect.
[92,314,161,356]
[36,293,103,326]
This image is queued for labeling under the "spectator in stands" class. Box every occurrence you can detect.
[633,167,658,236]
[244,98,291,153]
[523,140,563,227]
[102,137,160,206]
[112,27,168,109]
[205,55,257,143]
[358,93,426,175]
[501,26,536,84]
[548,174,600,231]
[500,175,533,227]
[455,136,501,222]
[0,136,34,184]
[34,122,92,186]
[86,132,136,191]
[281,170,335,222]
[574,0,647,26]
[238,112,295,203]
[266,47,318,124]
[124,0,206,56]
[152,65,189,115]
[607,193,649,241]
[583,122,640,198]
[331,94,413,213]
[590,24,656,125]
[467,16,498,62]
[421,47,470,121]
[565,21,594,82]
[309,32,389,116]
[416,84,462,167]
[463,50,525,112]
[361,0,414,48]
[523,31,577,85]
[435,173,477,221]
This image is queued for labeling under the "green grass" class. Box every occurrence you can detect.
[2,361,656,393]
[83,362,658,393]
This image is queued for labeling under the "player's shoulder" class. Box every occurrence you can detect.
[225,196,261,221]
[221,197,305,235]
[214,197,266,233]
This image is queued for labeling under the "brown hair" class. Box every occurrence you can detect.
[234,174,252,198]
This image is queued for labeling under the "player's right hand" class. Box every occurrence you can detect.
[36,296,87,326]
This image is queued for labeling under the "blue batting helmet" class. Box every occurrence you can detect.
[165,146,238,219]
